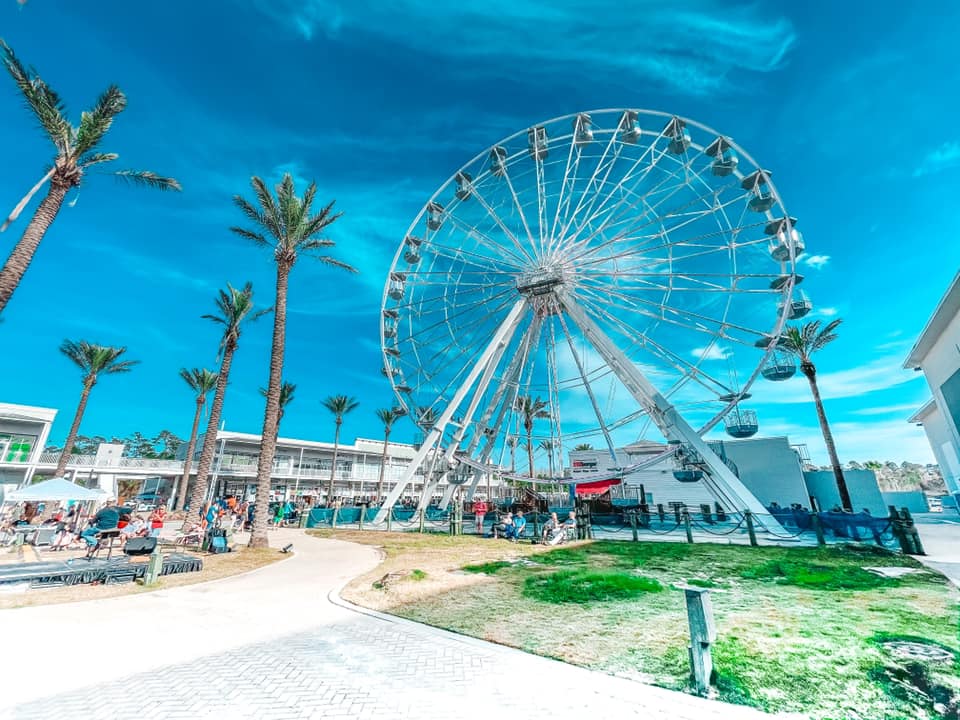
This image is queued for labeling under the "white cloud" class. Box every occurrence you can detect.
[802,254,831,269]
[913,141,960,177]
[817,306,838,317]
[249,0,795,96]
[691,345,730,361]
[850,403,927,417]
[750,352,923,405]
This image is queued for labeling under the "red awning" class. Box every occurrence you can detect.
[573,478,622,495]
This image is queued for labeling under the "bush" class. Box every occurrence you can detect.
[522,569,663,604]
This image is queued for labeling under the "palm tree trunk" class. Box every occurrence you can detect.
[327,421,341,502]
[0,182,69,315]
[526,430,535,490]
[55,378,94,478]
[250,265,289,549]
[187,343,236,518]
[803,364,853,511]
[175,398,204,511]
[376,427,391,502]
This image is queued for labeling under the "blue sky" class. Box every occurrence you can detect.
[0,0,957,464]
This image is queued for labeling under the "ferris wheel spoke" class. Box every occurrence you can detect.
[401,288,518,356]
[545,125,585,257]
[545,304,564,466]
[534,153,548,260]
[555,302,620,461]
[467,182,538,266]
[558,121,671,253]
[434,215,528,270]
[497,161,539,258]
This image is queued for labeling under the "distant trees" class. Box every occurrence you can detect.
[45,431,185,458]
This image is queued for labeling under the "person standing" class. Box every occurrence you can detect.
[473,499,488,536]
[149,505,166,538]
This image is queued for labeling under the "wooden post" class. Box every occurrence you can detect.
[144,544,163,586]
[900,507,925,555]
[630,511,639,542]
[811,511,826,547]
[358,502,366,531]
[685,588,717,697]
[744,510,757,547]
[418,508,425,533]
[386,507,393,532]
[330,505,339,530]
[683,511,694,544]
[657,503,665,523]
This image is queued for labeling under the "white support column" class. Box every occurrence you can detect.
[374,299,528,523]
[558,291,781,527]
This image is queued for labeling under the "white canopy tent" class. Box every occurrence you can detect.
[5,477,108,503]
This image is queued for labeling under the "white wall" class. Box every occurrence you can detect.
[917,309,960,487]
[919,403,960,494]
[715,437,809,509]
[804,469,887,515]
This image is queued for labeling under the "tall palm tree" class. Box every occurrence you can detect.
[538,439,556,479]
[507,436,518,474]
[778,319,852,511]
[259,381,296,438]
[0,41,179,315]
[56,341,137,478]
[174,368,218,511]
[516,395,550,483]
[322,395,359,502]
[233,174,355,548]
[186,283,265,516]
[374,408,401,502]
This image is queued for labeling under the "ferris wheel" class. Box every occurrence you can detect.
[374,109,808,523]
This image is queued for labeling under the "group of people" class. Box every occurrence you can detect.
[489,509,577,545]
[79,503,167,552]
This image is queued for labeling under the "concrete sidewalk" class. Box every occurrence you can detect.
[915,517,960,585]
[0,530,784,719]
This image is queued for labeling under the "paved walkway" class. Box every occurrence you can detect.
[0,530,782,720]
[915,515,960,586]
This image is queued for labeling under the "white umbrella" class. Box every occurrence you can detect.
[5,477,108,503]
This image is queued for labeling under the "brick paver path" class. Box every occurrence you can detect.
[0,531,779,720]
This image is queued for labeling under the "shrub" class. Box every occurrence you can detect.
[522,569,663,604]
[462,560,512,575]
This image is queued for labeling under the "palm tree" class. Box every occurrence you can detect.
[506,436,518,474]
[174,368,218,511]
[538,439,556,479]
[56,341,137,478]
[516,395,550,483]
[259,381,296,438]
[321,395,359,503]
[778,319,852,511]
[233,174,355,548]
[0,41,179,315]
[574,443,593,451]
[186,283,265,517]
[374,408,401,502]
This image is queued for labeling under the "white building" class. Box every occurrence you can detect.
[904,271,960,498]
[0,402,57,492]
[568,436,810,511]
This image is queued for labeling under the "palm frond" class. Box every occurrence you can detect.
[1,40,72,151]
[322,394,360,419]
[78,152,118,168]
[229,225,270,248]
[375,407,399,429]
[312,255,358,273]
[249,176,282,238]
[74,85,126,154]
[113,169,181,191]
[59,339,137,379]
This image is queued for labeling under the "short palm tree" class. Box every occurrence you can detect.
[0,41,179,315]
[516,395,550,482]
[259,381,296,437]
[779,319,852,511]
[322,395,359,502]
[174,368,218,511]
[374,408,401,502]
[186,282,265,516]
[233,174,354,548]
[506,436,517,474]
[574,443,593,451]
[538,439,556,479]
[56,341,137,477]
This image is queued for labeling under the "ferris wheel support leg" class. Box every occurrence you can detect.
[558,292,784,531]
[373,299,528,524]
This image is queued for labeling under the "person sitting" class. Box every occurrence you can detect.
[542,512,566,545]
[80,505,121,549]
[562,510,577,540]
[506,510,527,541]
[121,515,148,539]
[492,512,513,539]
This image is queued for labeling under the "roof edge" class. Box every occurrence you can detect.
[907,398,937,424]
[904,271,960,368]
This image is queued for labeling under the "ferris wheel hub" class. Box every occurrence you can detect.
[515,265,570,297]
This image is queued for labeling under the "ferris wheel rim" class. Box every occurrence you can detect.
[380,107,802,445]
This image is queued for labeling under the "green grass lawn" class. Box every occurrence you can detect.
[391,541,959,719]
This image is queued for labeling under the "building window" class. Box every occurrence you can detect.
[0,434,37,463]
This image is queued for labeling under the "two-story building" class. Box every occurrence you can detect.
[904,271,960,501]
[0,402,57,493]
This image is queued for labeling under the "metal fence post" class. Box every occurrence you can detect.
[744,510,757,547]
[630,510,639,542]
[683,511,694,544]
[331,505,339,530]
[386,507,393,532]
[358,502,366,531]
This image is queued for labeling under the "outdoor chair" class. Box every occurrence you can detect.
[86,529,122,560]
